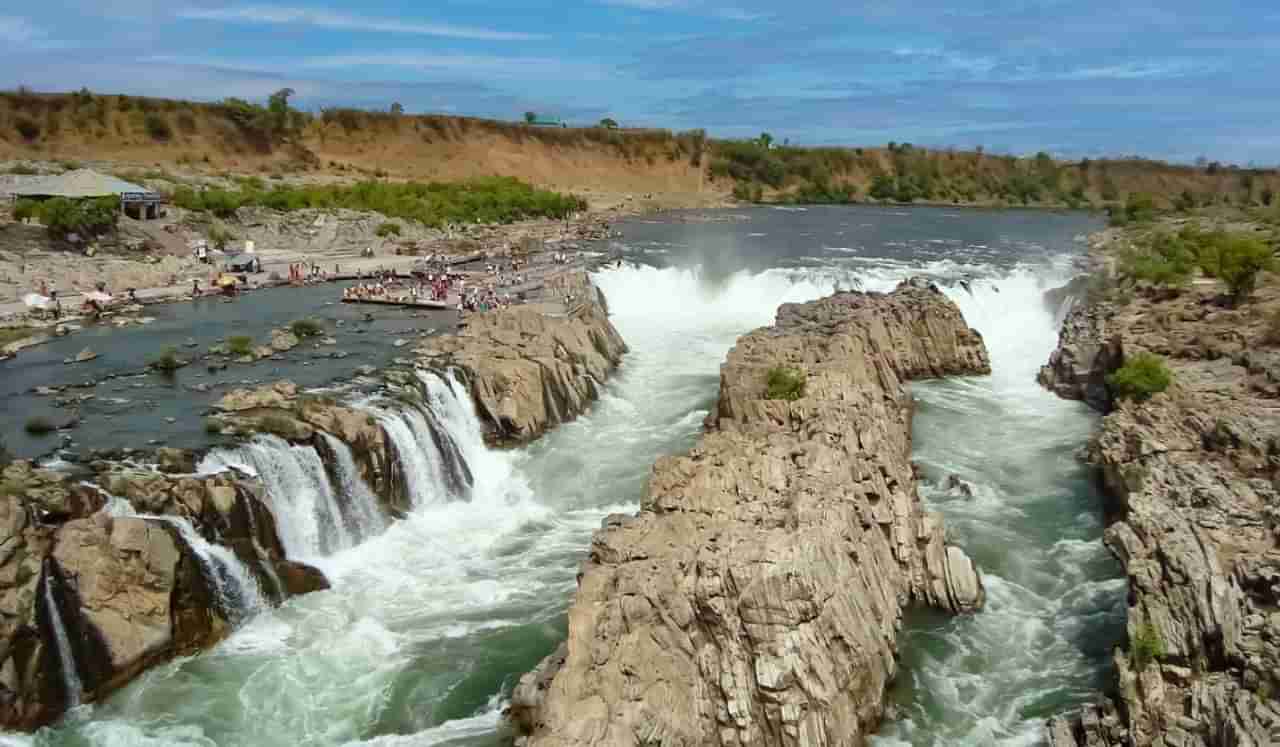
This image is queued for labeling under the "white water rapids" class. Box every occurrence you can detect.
[17,257,1121,747]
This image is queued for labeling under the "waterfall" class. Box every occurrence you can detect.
[202,436,353,559]
[320,433,387,541]
[370,405,457,507]
[41,565,83,707]
[147,515,265,623]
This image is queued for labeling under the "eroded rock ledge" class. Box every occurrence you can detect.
[511,280,990,747]
[1042,251,1280,745]
[415,271,628,446]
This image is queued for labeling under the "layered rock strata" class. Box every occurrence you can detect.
[511,280,990,747]
[1043,253,1280,745]
[415,271,628,445]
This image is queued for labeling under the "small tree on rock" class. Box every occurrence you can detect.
[599,117,618,129]
[1216,235,1275,304]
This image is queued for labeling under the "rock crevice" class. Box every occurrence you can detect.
[511,280,990,747]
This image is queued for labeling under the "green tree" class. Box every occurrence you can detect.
[758,132,774,150]
[390,102,404,116]
[268,87,295,133]
[599,117,619,129]
[524,111,537,124]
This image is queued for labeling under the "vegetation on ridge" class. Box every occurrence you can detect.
[170,177,586,228]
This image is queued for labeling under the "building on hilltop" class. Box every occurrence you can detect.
[10,169,163,219]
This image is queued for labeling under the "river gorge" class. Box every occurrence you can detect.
[3,205,1127,746]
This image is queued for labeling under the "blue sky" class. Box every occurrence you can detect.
[3,1,1279,163]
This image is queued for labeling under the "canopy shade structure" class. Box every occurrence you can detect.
[11,169,160,202]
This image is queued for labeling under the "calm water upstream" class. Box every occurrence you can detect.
[9,205,1122,747]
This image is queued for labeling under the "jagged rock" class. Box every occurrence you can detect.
[63,348,98,365]
[0,463,103,523]
[1037,300,1123,411]
[416,271,628,446]
[269,330,299,353]
[1042,228,1280,746]
[511,281,990,747]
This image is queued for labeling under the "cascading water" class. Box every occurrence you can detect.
[200,436,353,558]
[41,567,83,708]
[19,206,1115,747]
[871,271,1125,746]
[369,404,456,508]
[320,433,388,541]
[148,515,265,624]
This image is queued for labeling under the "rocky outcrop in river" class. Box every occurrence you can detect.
[1043,246,1280,745]
[0,457,325,730]
[415,271,628,446]
[510,280,990,747]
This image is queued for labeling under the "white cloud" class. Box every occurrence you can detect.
[0,15,42,43]
[175,6,548,41]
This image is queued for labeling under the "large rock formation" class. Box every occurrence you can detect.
[1042,244,1280,745]
[0,458,326,731]
[1037,301,1124,412]
[415,271,628,445]
[511,280,990,747]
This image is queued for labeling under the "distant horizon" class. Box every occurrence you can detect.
[3,2,1277,165]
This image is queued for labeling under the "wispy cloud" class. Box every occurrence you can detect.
[175,5,548,41]
[599,0,767,21]
[0,15,42,44]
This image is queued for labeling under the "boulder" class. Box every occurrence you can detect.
[511,281,989,747]
[215,381,299,412]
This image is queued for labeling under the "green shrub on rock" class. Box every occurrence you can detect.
[375,221,401,237]
[290,319,323,338]
[226,335,254,356]
[765,366,806,401]
[1131,621,1166,671]
[1107,353,1172,402]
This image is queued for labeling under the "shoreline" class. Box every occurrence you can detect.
[1041,218,1280,745]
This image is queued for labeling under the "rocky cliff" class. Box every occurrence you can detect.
[415,271,628,446]
[0,457,326,730]
[510,280,990,747]
[1042,244,1280,745]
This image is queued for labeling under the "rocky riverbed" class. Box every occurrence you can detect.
[510,279,991,746]
[1041,226,1280,745]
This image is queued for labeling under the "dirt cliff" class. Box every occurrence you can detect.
[510,280,990,747]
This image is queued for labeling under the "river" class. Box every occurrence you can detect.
[10,204,1123,747]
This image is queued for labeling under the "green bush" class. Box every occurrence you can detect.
[1214,235,1275,304]
[1107,353,1172,402]
[5,164,38,175]
[1118,232,1196,287]
[1131,621,1166,671]
[375,221,401,237]
[765,366,807,401]
[169,177,584,228]
[226,335,254,356]
[150,347,185,371]
[24,417,55,435]
[30,196,120,239]
[143,112,172,140]
[290,318,323,338]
